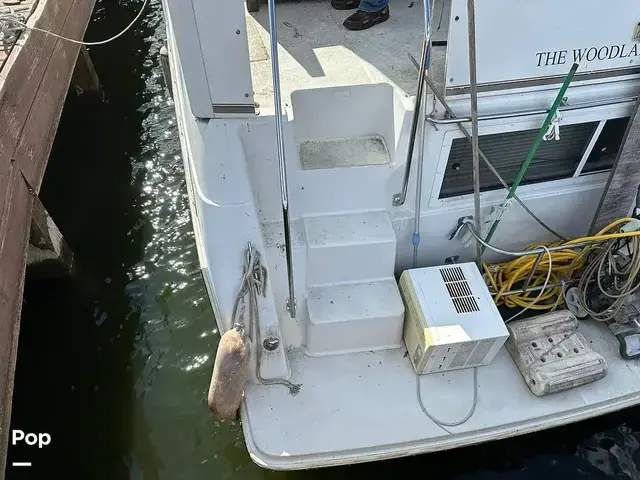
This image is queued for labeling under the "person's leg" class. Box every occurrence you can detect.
[343,0,389,30]
[357,0,388,12]
[331,0,359,11]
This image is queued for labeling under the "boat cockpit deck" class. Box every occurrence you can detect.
[246,0,449,109]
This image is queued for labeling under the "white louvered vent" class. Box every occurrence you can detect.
[440,266,480,314]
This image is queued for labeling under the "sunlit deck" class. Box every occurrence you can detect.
[245,0,450,109]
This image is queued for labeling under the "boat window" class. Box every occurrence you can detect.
[439,121,599,199]
[580,117,631,175]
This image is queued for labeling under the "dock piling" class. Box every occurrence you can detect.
[27,194,74,279]
[72,45,102,96]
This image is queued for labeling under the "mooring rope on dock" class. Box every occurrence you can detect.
[0,0,149,46]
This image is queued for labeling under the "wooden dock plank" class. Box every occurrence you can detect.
[0,172,32,294]
[0,284,22,473]
[0,0,75,232]
[0,0,75,177]
[15,0,96,188]
[0,170,32,477]
[0,160,17,258]
[0,159,12,238]
[0,0,96,473]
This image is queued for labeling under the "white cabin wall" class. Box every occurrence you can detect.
[391,78,640,269]
[190,0,255,110]
[442,76,640,120]
[392,185,605,272]
[163,0,213,117]
[392,92,415,164]
[164,0,255,116]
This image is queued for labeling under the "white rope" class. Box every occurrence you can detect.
[232,243,301,395]
[0,0,149,46]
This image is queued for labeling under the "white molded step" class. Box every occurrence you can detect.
[304,211,396,285]
[305,279,404,355]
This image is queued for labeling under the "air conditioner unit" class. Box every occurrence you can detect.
[399,263,509,375]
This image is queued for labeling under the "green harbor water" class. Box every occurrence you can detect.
[6,0,640,478]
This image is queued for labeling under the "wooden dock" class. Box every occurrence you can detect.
[0,0,96,474]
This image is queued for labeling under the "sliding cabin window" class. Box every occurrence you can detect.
[438,117,630,199]
[580,117,631,175]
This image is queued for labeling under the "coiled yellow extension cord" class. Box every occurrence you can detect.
[482,217,640,312]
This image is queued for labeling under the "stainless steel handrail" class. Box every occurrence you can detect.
[426,96,638,125]
[392,0,432,207]
[466,0,481,268]
[267,0,296,317]
[410,0,433,265]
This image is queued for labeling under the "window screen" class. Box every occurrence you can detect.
[439,122,599,199]
[581,117,631,175]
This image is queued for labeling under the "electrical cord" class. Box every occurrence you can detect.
[461,218,640,257]
[504,246,553,323]
[577,234,640,322]
[482,243,577,313]
[416,367,478,434]
[461,218,640,316]
[0,0,149,46]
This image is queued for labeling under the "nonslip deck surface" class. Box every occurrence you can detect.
[242,319,640,469]
[246,0,448,109]
[299,136,391,169]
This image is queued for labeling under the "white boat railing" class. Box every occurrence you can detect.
[392,0,432,208]
[425,96,639,125]
[267,0,296,317]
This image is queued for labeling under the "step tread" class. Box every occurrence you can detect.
[307,279,403,324]
[299,136,391,170]
[304,211,395,248]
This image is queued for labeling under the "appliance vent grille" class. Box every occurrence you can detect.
[440,266,480,314]
[466,339,495,365]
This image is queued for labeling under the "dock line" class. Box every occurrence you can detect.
[0,0,149,46]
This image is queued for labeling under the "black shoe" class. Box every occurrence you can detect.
[331,0,359,10]
[343,6,389,30]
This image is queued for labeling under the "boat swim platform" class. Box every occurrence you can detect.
[0,0,97,474]
[241,318,640,470]
[246,0,449,110]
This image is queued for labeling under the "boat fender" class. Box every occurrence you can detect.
[208,324,250,421]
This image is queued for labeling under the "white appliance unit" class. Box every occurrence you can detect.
[400,263,509,374]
